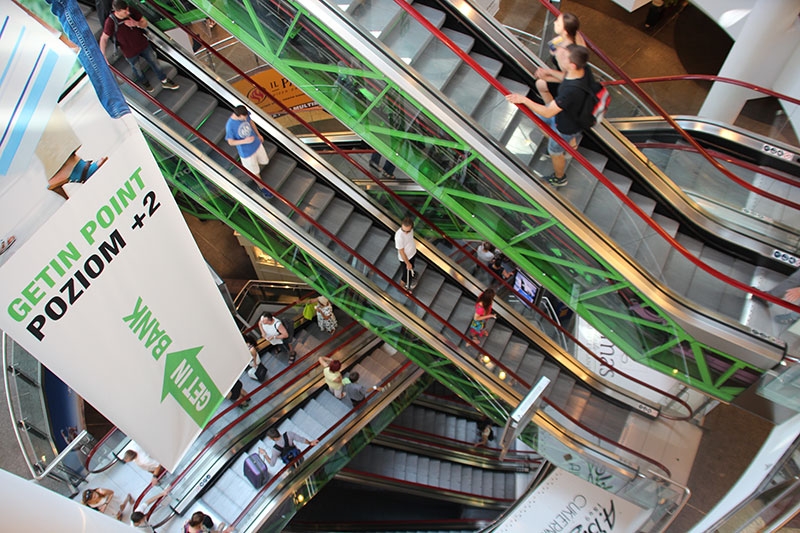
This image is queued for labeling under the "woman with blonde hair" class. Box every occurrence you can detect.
[315,296,338,334]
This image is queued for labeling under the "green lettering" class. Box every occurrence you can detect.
[122,297,147,326]
[21,281,45,307]
[152,335,171,361]
[132,310,155,341]
[81,220,98,245]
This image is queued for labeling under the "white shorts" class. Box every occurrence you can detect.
[240,143,269,176]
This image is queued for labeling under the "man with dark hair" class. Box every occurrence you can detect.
[344,371,382,407]
[394,216,418,292]
[226,105,272,198]
[506,44,594,188]
[98,0,179,93]
[258,426,319,466]
[131,511,154,531]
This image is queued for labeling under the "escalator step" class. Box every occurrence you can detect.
[473,76,529,141]
[274,169,315,216]
[382,4,446,67]
[412,28,474,90]
[662,233,703,296]
[443,52,503,116]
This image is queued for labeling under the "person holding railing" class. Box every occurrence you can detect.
[98,0,180,93]
[506,45,596,188]
[759,269,800,325]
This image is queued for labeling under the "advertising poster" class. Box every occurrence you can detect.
[574,316,685,413]
[0,3,250,471]
[233,69,337,130]
[496,468,649,533]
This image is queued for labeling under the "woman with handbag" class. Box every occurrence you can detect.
[468,289,497,343]
[315,296,338,334]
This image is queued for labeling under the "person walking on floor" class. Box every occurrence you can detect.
[395,216,418,292]
[98,0,180,93]
[506,45,595,188]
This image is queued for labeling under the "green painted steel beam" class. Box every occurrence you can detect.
[175,0,767,400]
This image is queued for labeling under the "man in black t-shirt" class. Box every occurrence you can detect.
[506,45,593,188]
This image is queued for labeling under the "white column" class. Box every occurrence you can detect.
[698,0,800,124]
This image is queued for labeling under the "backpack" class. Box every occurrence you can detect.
[107,13,121,51]
[274,434,301,464]
[278,317,295,343]
[576,69,610,130]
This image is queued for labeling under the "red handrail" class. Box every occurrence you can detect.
[230,361,417,528]
[83,426,123,473]
[636,141,800,212]
[143,322,369,521]
[606,74,800,108]
[147,0,696,417]
[393,0,800,318]
[541,397,671,478]
[339,467,516,502]
[382,424,541,462]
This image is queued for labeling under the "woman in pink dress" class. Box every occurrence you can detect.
[468,288,497,343]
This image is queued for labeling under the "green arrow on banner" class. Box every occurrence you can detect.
[162,346,222,427]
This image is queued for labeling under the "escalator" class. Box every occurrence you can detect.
[91,8,689,527]
[614,115,800,257]
[340,397,536,510]
[339,443,520,509]
[180,0,795,402]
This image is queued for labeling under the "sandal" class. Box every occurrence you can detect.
[48,156,108,195]
[0,236,16,256]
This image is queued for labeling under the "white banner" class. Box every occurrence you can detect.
[574,316,684,412]
[496,468,649,533]
[0,4,250,471]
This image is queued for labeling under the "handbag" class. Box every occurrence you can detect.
[303,303,316,320]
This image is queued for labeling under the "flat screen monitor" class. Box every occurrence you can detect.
[513,270,541,308]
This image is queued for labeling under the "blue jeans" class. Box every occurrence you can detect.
[540,115,581,155]
[126,44,167,85]
[44,0,130,118]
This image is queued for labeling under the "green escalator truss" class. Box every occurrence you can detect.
[163,0,768,401]
[147,134,669,499]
